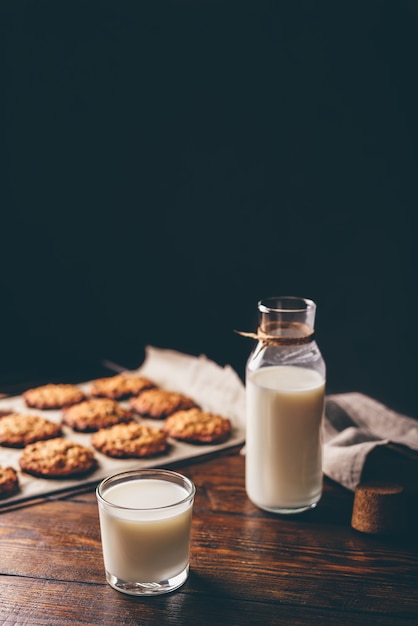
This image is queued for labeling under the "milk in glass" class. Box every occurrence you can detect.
[96,470,195,595]
[246,365,325,513]
[243,296,326,514]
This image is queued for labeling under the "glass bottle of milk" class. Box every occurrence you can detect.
[245,296,326,514]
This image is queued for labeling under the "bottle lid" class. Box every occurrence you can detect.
[351,482,408,535]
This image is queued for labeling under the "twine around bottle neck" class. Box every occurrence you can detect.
[235,321,315,346]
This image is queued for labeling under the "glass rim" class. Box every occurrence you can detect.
[96,468,196,512]
[258,296,316,314]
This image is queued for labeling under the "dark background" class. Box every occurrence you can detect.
[1,0,417,416]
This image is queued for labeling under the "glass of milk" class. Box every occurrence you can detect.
[96,469,196,595]
[245,296,326,514]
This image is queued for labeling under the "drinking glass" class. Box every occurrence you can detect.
[96,468,195,595]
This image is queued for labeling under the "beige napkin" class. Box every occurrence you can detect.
[324,393,418,491]
[138,348,418,492]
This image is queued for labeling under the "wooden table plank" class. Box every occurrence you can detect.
[1,450,417,625]
[4,575,413,626]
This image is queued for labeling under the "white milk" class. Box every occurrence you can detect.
[246,365,325,513]
[98,479,193,583]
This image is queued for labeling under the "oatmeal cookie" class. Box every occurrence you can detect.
[0,466,19,499]
[90,373,156,400]
[91,422,168,458]
[62,398,133,432]
[23,383,86,410]
[0,413,62,448]
[163,408,232,444]
[129,388,198,419]
[19,438,97,478]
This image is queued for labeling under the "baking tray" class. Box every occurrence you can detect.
[0,354,246,510]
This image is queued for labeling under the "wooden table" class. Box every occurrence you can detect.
[1,384,418,625]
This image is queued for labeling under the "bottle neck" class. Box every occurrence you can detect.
[258,321,315,345]
[258,296,316,340]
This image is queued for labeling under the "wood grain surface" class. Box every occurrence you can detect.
[1,449,417,625]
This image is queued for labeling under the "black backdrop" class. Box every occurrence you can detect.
[1,0,417,416]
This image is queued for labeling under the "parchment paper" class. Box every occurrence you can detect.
[0,346,246,509]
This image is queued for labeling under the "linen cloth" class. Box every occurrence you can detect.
[323,393,418,491]
[140,348,418,492]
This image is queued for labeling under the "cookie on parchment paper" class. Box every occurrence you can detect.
[91,422,168,458]
[129,388,198,419]
[0,466,19,499]
[90,373,157,400]
[19,438,97,478]
[62,398,134,433]
[23,383,86,410]
[0,413,62,448]
[163,408,232,444]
